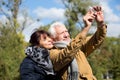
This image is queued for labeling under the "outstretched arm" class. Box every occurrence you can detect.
[50,9,96,71]
[81,6,107,56]
[75,9,95,39]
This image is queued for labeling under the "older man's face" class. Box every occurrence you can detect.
[54,26,71,42]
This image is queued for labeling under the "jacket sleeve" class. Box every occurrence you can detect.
[81,24,107,56]
[20,62,36,80]
[20,58,45,80]
[50,34,84,71]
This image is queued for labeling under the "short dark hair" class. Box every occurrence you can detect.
[29,29,50,46]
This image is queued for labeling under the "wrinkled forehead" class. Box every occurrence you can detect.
[55,26,67,33]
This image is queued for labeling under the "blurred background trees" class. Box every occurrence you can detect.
[0,24,26,80]
[62,0,98,38]
[88,37,120,80]
[0,0,120,80]
[0,0,27,79]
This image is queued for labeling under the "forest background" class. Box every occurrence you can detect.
[0,0,120,80]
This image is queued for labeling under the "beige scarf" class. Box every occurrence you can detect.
[54,41,79,80]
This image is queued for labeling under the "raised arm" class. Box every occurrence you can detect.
[50,9,96,71]
[75,9,95,39]
[81,6,107,56]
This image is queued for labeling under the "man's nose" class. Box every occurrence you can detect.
[64,33,68,38]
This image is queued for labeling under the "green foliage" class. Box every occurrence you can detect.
[0,1,27,79]
[88,37,120,80]
[62,0,99,38]
[0,0,120,80]
[38,24,50,31]
[0,25,26,80]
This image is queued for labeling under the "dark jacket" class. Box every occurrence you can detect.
[20,56,55,80]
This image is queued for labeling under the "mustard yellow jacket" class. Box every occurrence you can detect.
[50,25,107,80]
